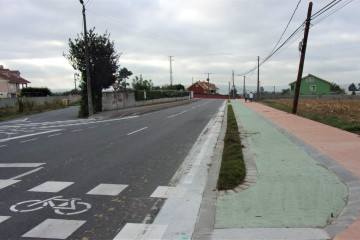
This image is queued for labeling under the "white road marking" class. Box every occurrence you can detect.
[127,127,148,136]
[0,163,45,168]
[150,186,187,199]
[71,129,82,132]
[0,180,21,190]
[167,107,195,118]
[0,216,10,223]
[0,145,7,148]
[0,129,63,143]
[22,218,86,239]
[9,167,44,180]
[88,126,97,129]
[47,133,62,137]
[87,184,128,196]
[113,223,167,240]
[20,138,38,143]
[28,181,74,193]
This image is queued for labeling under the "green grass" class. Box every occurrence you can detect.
[261,101,360,134]
[217,103,246,190]
[0,103,66,121]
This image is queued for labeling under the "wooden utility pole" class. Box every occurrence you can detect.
[204,73,212,93]
[292,2,313,114]
[257,56,260,101]
[80,0,93,116]
[243,76,246,96]
[232,70,235,98]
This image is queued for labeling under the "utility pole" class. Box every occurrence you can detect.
[257,56,260,101]
[292,2,313,114]
[80,0,93,116]
[229,82,231,99]
[232,70,235,98]
[204,73,212,93]
[169,56,174,85]
[243,76,246,96]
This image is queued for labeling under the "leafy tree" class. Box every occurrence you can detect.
[281,89,290,95]
[64,28,121,117]
[230,87,237,96]
[161,84,185,91]
[330,82,344,94]
[348,83,358,91]
[116,67,133,91]
[132,75,153,90]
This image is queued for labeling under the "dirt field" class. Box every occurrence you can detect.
[262,99,360,133]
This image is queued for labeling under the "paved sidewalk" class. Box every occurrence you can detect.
[208,100,360,239]
[244,101,360,240]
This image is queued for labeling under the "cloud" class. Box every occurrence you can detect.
[0,0,359,91]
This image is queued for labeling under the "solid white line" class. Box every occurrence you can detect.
[21,138,38,143]
[0,163,45,168]
[0,129,63,143]
[47,133,62,138]
[127,127,148,136]
[9,167,44,180]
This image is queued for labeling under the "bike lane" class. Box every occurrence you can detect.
[214,100,348,238]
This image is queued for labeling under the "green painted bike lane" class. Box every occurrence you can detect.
[215,100,348,228]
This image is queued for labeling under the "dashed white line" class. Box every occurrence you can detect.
[47,133,62,138]
[127,127,148,136]
[0,145,7,148]
[20,138,38,143]
[88,126,97,129]
[71,129,82,132]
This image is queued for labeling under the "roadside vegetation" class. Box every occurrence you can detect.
[262,99,360,134]
[0,100,66,121]
[218,102,246,190]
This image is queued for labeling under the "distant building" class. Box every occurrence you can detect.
[289,74,331,95]
[0,65,31,98]
[187,81,219,94]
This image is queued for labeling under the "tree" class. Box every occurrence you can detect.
[132,75,153,90]
[64,28,120,117]
[116,67,133,91]
[161,84,185,91]
[281,89,290,95]
[330,82,344,94]
[348,83,358,92]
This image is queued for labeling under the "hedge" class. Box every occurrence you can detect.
[134,90,189,101]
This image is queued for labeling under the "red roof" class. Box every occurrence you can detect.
[188,81,219,91]
[0,68,31,84]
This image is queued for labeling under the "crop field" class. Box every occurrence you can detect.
[261,99,360,134]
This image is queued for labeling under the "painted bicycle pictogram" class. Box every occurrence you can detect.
[10,196,91,215]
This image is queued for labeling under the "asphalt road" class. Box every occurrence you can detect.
[0,99,224,240]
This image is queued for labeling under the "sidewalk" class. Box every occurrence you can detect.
[209,100,360,239]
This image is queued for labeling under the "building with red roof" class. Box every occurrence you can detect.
[0,65,31,98]
[187,81,219,94]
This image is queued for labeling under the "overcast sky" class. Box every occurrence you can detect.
[1,0,359,93]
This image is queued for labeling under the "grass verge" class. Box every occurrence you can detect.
[217,102,246,190]
[261,99,360,134]
[0,103,66,121]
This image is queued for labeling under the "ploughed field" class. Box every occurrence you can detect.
[262,99,360,134]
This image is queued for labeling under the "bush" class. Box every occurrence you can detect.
[21,87,52,97]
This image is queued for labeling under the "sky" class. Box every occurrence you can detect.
[1,0,359,93]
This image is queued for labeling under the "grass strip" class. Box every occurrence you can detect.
[261,100,360,134]
[217,103,246,190]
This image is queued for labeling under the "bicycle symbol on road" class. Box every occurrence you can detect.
[10,196,91,215]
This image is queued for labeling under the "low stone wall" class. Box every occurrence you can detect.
[102,92,136,111]
[135,96,189,107]
[102,92,189,111]
[0,96,65,108]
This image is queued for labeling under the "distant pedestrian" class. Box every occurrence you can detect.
[249,92,253,102]
[244,93,248,102]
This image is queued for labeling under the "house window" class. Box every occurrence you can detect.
[306,77,314,83]
[310,85,316,91]
[195,84,199,87]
